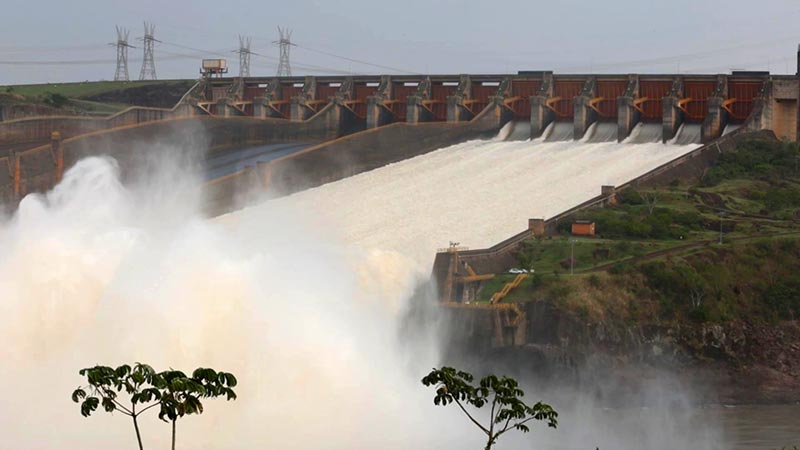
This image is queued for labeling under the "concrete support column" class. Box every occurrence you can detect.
[701,75,729,143]
[50,131,63,183]
[531,95,555,139]
[290,97,314,121]
[252,97,268,119]
[365,96,391,129]
[216,99,240,117]
[528,218,545,236]
[617,76,640,142]
[602,185,617,205]
[573,96,597,140]
[574,78,597,140]
[406,96,434,123]
[617,97,640,142]
[662,96,683,143]
[702,96,727,143]
[447,95,473,122]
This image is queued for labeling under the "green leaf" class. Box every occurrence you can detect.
[71,388,86,403]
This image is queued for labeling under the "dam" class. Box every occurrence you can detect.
[3,53,800,450]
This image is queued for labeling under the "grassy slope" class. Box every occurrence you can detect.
[1,80,181,99]
[479,138,800,324]
[0,79,193,116]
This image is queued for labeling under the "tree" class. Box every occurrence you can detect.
[157,368,238,450]
[71,363,163,450]
[642,192,659,216]
[421,367,557,450]
[72,364,237,450]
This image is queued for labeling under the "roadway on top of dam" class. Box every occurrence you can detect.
[205,141,314,180]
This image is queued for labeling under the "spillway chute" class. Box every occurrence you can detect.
[669,124,702,145]
[623,123,662,144]
[544,122,574,142]
[500,121,532,141]
[581,122,618,143]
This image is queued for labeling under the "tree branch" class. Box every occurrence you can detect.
[453,398,489,436]
[488,395,498,435]
[137,402,161,415]
[496,416,535,439]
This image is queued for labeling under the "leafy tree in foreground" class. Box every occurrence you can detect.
[422,367,557,450]
[157,368,238,450]
[71,363,162,450]
[72,363,237,450]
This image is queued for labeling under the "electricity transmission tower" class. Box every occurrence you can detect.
[111,26,134,81]
[237,35,252,77]
[274,27,294,77]
[138,22,159,80]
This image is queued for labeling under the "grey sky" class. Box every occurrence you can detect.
[2,0,800,84]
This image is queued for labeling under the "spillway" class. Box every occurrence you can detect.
[669,123,703,145]
[624,123,663,144]
[237,132,701,272]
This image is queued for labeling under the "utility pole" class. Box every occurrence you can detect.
[237,35,252,78]
[570,239,577,275]
[111,26,134,81]
[138,22,158,80]
[274,27,294,77]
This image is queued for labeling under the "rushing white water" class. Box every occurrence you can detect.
[2,132,752,450]
[244,136,700,273]
[624,123,663,144]
[581,122,618,143]
[669,123,703,145]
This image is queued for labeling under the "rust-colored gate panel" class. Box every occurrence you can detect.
[243,86,265,102]
[275,85,302,118]
[595,80,627,119]
[316,84,340,100]
[390,84,418,121]
[430,84,456,120]
[350,84,375,118]
[727,81,762,122]
[638,80,672,122]
[683,81,715,122]
[510,80,542,118]
[469,83,498,115]
[552,81,583,118]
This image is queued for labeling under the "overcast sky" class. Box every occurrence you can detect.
[1,0,800,85]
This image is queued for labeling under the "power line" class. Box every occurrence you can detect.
[294,43,417,74]
[237,35,252,77]
[110,26,134,81]
[138,21,158,80]
[274,27,293,77]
